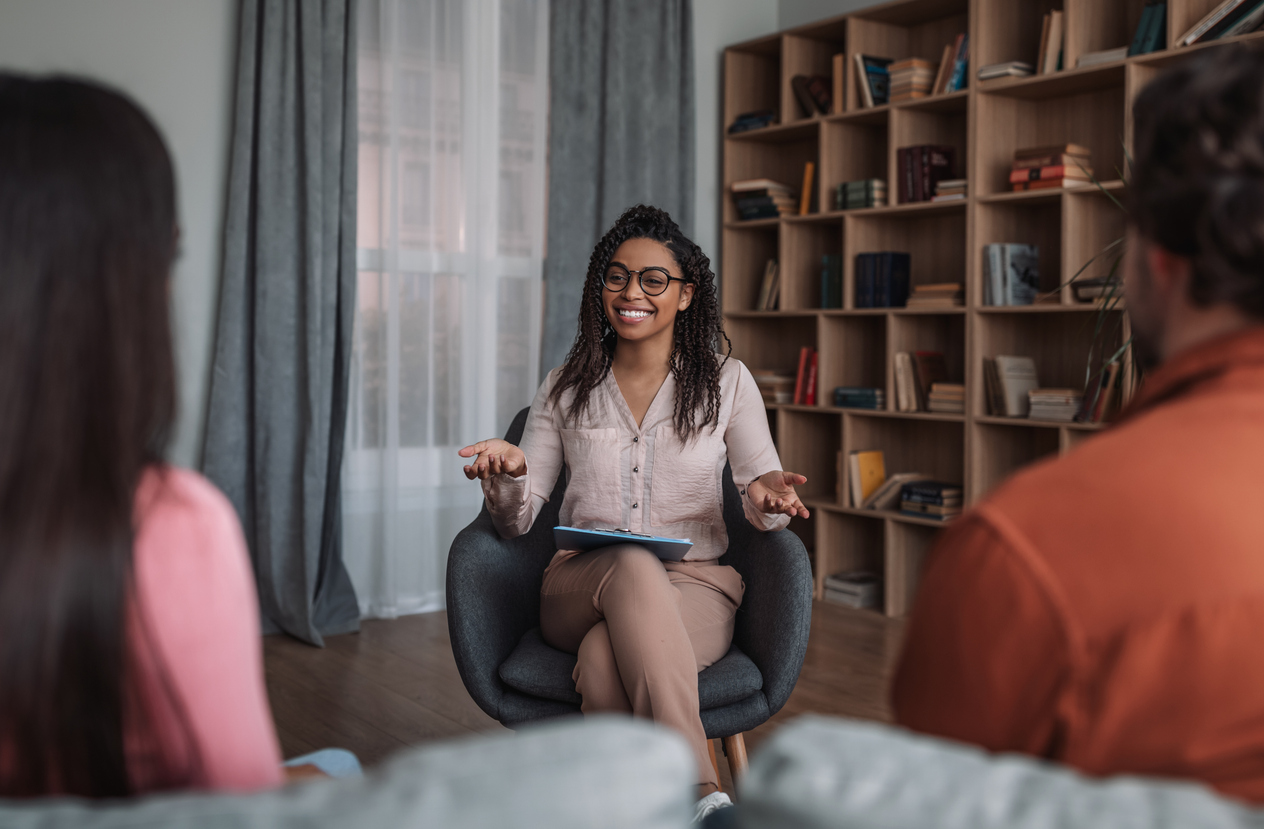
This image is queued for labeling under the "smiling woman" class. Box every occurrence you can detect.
[457,205,807,817]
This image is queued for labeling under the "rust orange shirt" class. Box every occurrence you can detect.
[893,326,1264,803]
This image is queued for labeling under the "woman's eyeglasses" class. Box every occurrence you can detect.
[603,265,687,296]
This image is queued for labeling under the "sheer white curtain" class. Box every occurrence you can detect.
[345,0,548,617]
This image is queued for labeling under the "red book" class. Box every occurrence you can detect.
[793,346,812,404]
[804,351,819,405]
[1009,164,1093,183]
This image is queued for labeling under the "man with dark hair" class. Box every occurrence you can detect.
[892,45,1264,803]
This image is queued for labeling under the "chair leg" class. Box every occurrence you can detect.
[708,739,722,792]
[722,733,749,782]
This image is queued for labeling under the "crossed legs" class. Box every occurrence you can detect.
[539,544,743,796]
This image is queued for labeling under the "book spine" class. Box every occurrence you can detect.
[875,253,892,307]
[891,253,911,307]
[855,254,875,308]
[804,351,818,406]
[793,346,811,404]
[1129,3,1157,55]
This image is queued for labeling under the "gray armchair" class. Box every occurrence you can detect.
[446,407,813,782]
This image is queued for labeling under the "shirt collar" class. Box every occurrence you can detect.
[1116,325,1264,424]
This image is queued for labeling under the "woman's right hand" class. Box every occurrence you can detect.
[458,439,527,480]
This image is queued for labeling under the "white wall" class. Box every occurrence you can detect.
[778,0,873,30]
[0,0,238,469]
[692,0,779,265]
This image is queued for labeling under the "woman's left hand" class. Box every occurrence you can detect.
[747,471,810,518]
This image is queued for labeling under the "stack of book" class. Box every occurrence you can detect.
[1072,274,1121,302]
[834,387,885,410]
[893,350,950,412]
[906,282,964,308]
[823,571,880,609]
[983,355,1039,417]
[752,369,796,404]
[897,145,955,203]
[933,178,966,201]
[889,58,936,102]
[820,254,843,309]
[753,259,780,310]
[1028,388,1083,422]
[1075,362,1121,423]
[983,243,1041,306]
[731,179,796,220]
[1130,1,1168,56]
[833,178,887,210]
[900,481,962,521]
[853,54,893,107]
[927,382,964,414]
[1180,0,1264,46]
[977,61,1033,80]
[861,471,932,510]
[1011,143,1093,191]
[854,252,911,308]
[793,346,818,405]
[1076,47,1128,68]
[727,110,777,134]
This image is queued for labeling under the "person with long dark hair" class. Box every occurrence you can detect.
[460,205,807,819]
[0,74,283,796]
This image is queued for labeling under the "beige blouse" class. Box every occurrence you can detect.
[482,356,789,561]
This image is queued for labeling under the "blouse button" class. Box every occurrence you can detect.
[633,437,639,442]
[633,503,639,509]
[633,466,639,473]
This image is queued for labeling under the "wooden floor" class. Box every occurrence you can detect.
[263,601,905,789]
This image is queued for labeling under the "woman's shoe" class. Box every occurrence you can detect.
[692,791,733,824]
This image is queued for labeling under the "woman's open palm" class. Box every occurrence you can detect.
[747,470,810,518]
[458,439,527,480]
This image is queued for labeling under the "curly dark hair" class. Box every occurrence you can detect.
[549,204,731,441]
[1130,44,1264,319]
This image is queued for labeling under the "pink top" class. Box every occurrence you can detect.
[483,357,789,560]
[126,467,283,792]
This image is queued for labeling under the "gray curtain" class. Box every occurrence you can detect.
[202,0,361,646]
[541,0,695,374]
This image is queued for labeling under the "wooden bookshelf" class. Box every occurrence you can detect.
[722,0,1263,617]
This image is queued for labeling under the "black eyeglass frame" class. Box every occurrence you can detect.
[601,264,689,297]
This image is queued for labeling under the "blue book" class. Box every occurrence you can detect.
[554,527,693,561]
[890,252,911,307]
[947,34,969,91]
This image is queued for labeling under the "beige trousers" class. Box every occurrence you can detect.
[539,544,745,792]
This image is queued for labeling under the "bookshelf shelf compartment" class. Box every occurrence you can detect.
[816,511,885,600]
[724,136,820,223]
[885,521,941,616]
[783,32,847,124]
[822,118,890,208]
[891,312,967,391]
[975,200,1064,303]
[821,315,887,398]
[728,315,818,378]
[721,224,780,314]
[843,416,965,499]
[971,422,1060,500]
[724,43,782,133]
[847,210,967,308]
[777,409,843,503]
[782,221,844,310]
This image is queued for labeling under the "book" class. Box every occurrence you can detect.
[848,450,886,508]
[793,346,812,405]
[928,382,965,414]
[862,472,931,510]
[897,144,955,203]
[912,351,949,411]
[1040,10,1064,74]
[946,33,970,91]
[906,282,964,308]
[1012,178,1096,191]
[873,252,911,307]
[894,352,917,412]
[1130,2,1166,56]
[755,259,778,311]
[1037,12,1052,72]
[799,162,816,215]
[931,43,955,95]
[833,53,846,114]
[983,243,1040,306]
[1028,388,1083,421]
[855,54,893,107]
[901,481,962,501]
[994,355,1039,417]
[977,61,1033,80]
[1076,46,1128,68]
[855,252,876,308]
[823,571,880,609]
[1217,0,1264,37]
[1072,274,1122,302]
[1013,151,1092,170]
[1180,0,1247,44]
[983,358,1004,417]
[1075,361,1121,423]
[752,370,797,404]
[890,58,936,102]
[820,254,843,309]
[901,501,961,520]
[731,178,794,193]
[804,350,819,406]
[835,178,887,210]
[1015,143,1092,160]
[834,387,885,410]
[791,75,819,117]
[727,110,777,134]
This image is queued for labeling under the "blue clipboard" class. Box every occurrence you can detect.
[553,526,693,562]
